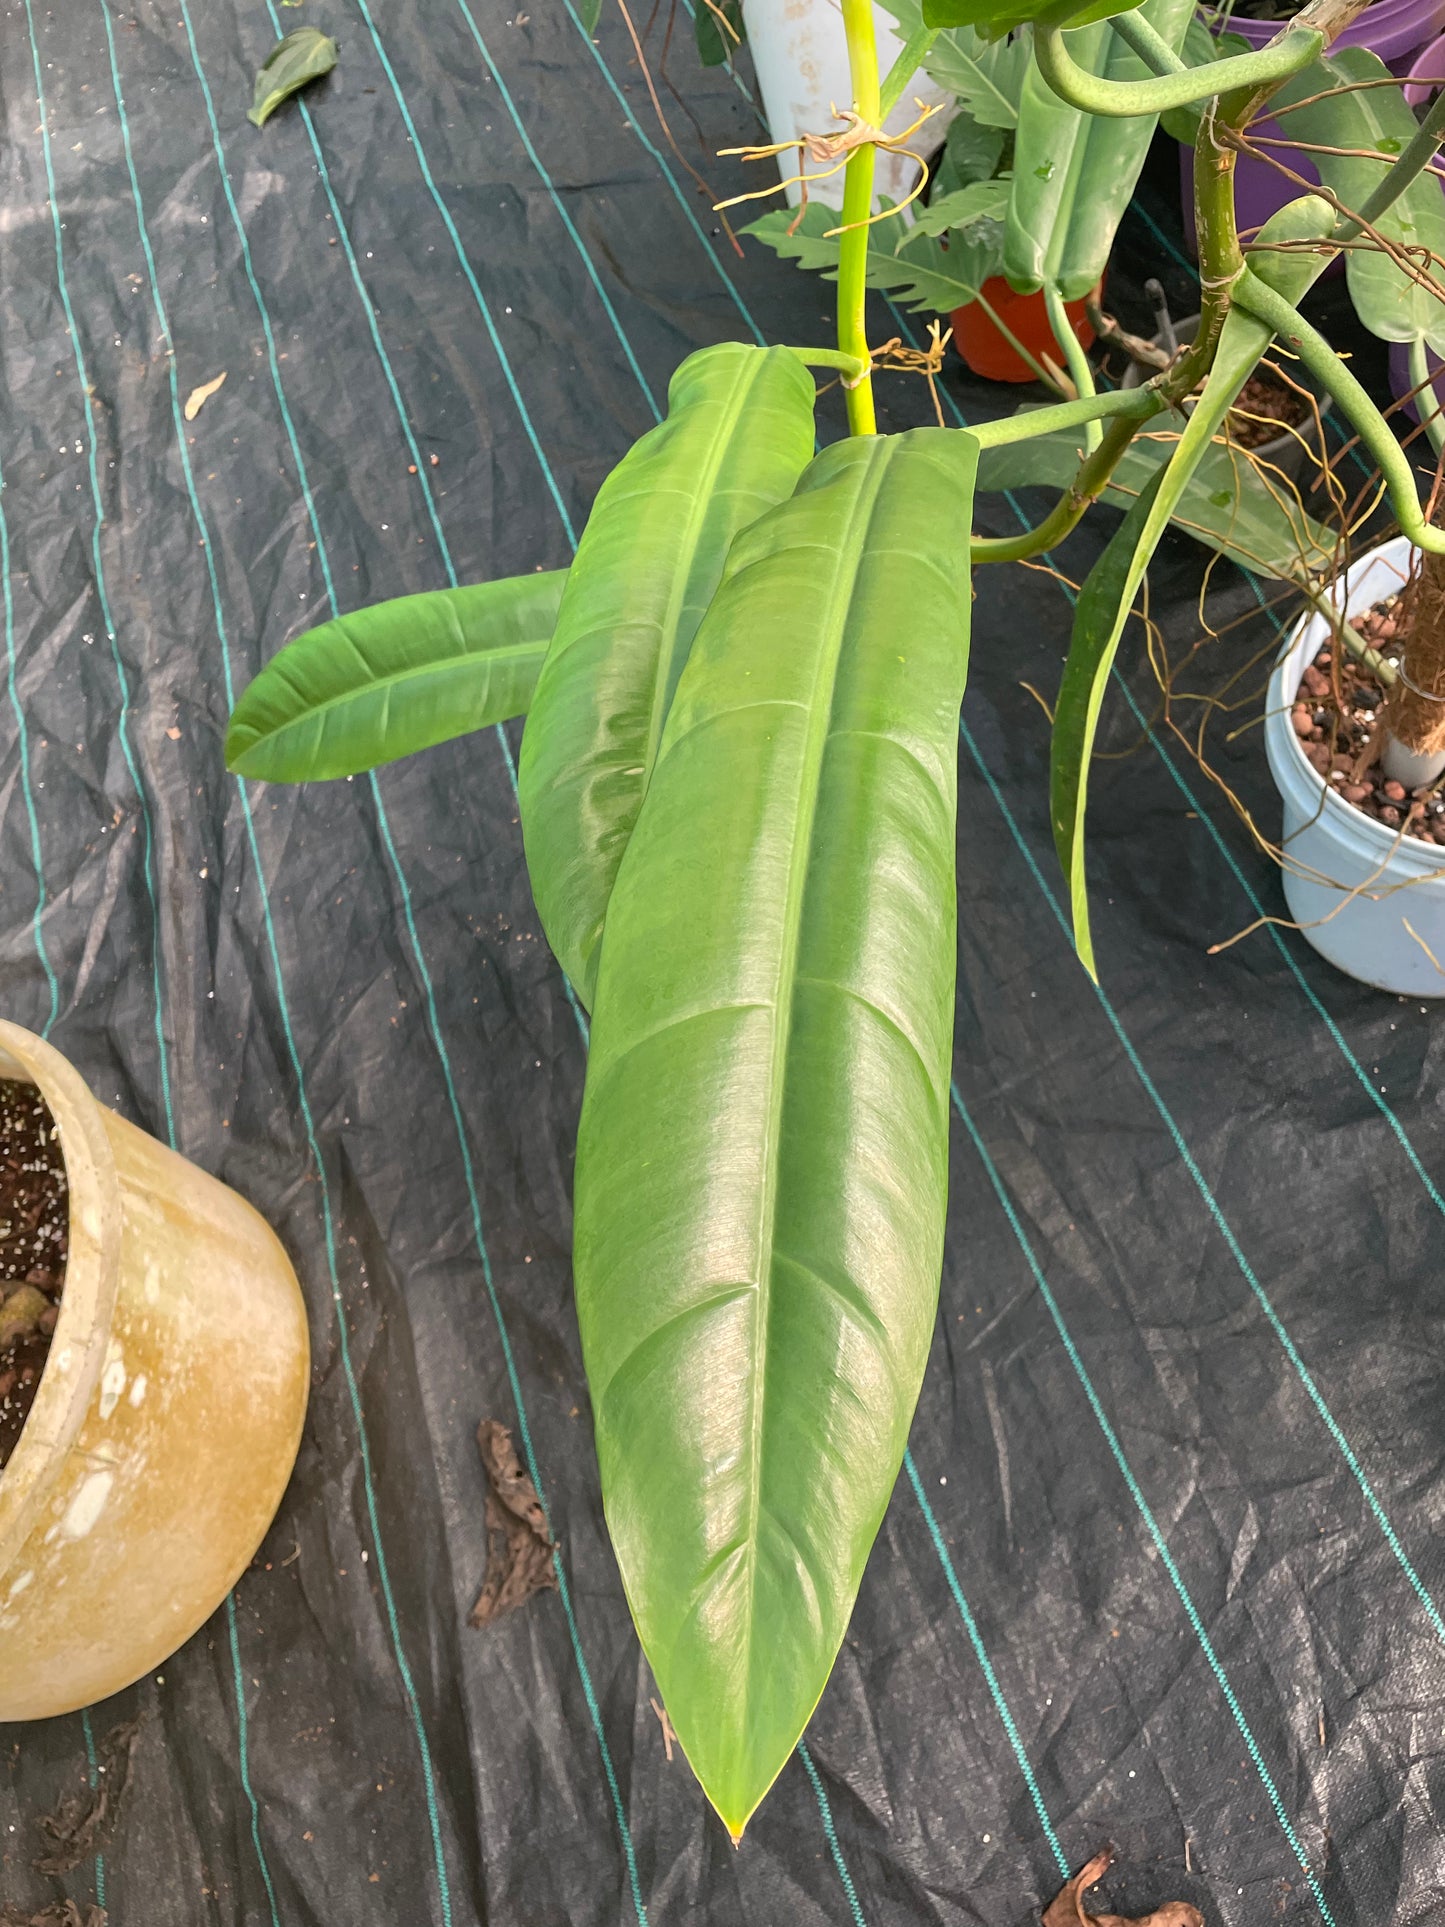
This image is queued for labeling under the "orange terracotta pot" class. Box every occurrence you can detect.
[951,280,1095,385]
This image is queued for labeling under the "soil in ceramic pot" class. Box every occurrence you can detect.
[1293,594,1445,843]
[1228,368,1312,450]
[0,1078,68,1472]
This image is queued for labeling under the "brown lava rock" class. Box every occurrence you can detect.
[1293,594,1445,847]
[0,1078,68,1472]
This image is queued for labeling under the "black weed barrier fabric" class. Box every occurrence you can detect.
[0,0,1441,1922]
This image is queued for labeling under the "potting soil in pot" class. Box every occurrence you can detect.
[0,1079,67,1471]
[1295,597,1445,840]
[1228,367,1313,449]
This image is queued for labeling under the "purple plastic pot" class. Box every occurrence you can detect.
[1179,0,1445,250]
[1404,28,1445,99]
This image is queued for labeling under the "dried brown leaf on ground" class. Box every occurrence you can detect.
[182,372,226,421]
[1044,1848,1205,1927]
[2,1900,107,1924]
[468,1419,558,1627]
[32,1716,143,1875]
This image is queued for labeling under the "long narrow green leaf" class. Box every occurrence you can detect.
[1045,192,1341,974]
[1005,0,1194,298]
[518,343,816,1007]
[225,572,566,782]
[1270,48,1445,353]
[573,427,978,1839]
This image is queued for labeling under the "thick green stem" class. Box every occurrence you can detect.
[786,346,871,380]
[1234,271,1445,554]
[1334,84,1445,241]
[972,400,1166,563]
[1033,4,1322,118]
[1409,336,1445,458]
[838,0,880,436]
[879,24,938,117]
[1044,282,1100,452]
[1110,8,1188,74]
[968,385,1162,449]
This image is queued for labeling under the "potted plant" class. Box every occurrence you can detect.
[225,0,1445,1841]
[0,1021,309,1718]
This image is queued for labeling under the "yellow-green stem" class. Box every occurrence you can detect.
[838,0,880,436]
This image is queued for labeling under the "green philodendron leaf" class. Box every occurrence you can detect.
[578,0,603,32]
[1050,461,1170,977]
[1269,48,1445,354]
[247,27,337,127]
[932,112,1007,190]
[924,0,1145,39]
[518,343,816,1008]
[573,426,978,1839]
[226,572,566,782]
[977,422,1339,577]
[1042,188,1336,975]
[906,179,1012,240]
[745,200,1005,313]
[1005,0,1194,298]
[884,0,1033,124]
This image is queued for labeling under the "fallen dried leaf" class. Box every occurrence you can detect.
[468,1419,557,1627]
[183,372,226,421]
[1043,1849,1204,1927]
[649,1696,676,1762]
[33,1717,143,1876]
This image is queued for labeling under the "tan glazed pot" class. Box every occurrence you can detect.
[0,1021,309,1718]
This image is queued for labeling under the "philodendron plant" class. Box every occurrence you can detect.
[228,0,1445,1838]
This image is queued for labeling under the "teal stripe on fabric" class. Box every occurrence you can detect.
[451,0,660,422]
[80,1707,104,1912]
[796,1742,869,1927]
[97,11,455,1922]
[339,0,577,543]
[21,0,172,1139]
[556,0,765,345]
[226,1595,282,1927]
[173,2,642,1911]
[960,710,1445,1656]
[948,1081,1338,1924]
[0,464,57,1035]
[903,1453,1069,1880]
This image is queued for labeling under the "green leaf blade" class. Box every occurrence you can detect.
[247,27,337,127]
[573,427,978,1838]
[746,201,1003,313]
[518,343,816,1008]
[1271,49,1445,352]
[225,572,565,781]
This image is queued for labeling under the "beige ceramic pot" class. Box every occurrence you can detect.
[0,1021,309,1718]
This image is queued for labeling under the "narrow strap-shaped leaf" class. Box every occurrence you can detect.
[518,342,816,1007]
[1005,0,1193,298]
[225,571,566,782]
[573,426,978,1838]
[1048,192,1339,976]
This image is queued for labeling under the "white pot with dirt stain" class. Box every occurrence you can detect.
[1265,534,1445,997]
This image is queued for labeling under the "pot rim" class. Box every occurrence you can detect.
[1119,312,1331,460]
[1265,533,1445,878]
[0,1024,122,1583]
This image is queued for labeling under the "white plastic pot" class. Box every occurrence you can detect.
[1264,534,1445,996]
[740,0,952,209]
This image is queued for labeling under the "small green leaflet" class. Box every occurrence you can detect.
[578,0,603,32]
[248,27,338,127]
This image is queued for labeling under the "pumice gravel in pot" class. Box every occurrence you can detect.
[0,1021,310,1719]
[1265,534,1445,996]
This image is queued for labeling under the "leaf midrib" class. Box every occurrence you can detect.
[738,441,897,1692]
[235,633,547,754]
[641,352,771,783]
